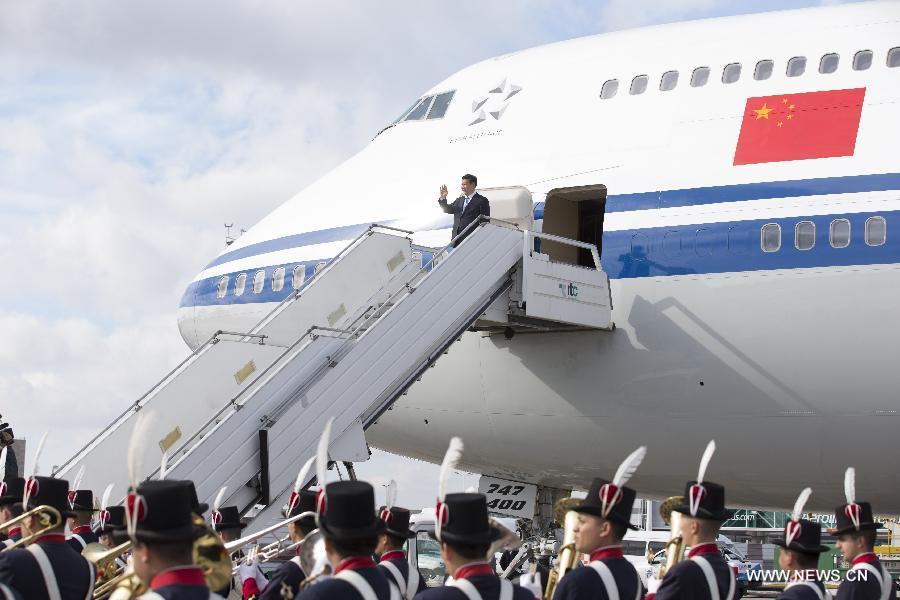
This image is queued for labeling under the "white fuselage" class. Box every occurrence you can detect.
[177,2,900,511]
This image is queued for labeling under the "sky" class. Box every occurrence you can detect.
[0,0,853,510]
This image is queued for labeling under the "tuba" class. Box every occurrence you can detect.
[658,496,687,579]
[543,497,581,600]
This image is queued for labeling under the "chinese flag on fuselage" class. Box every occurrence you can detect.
[733,88,865,166]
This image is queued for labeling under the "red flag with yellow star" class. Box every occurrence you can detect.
[733,88,865,166]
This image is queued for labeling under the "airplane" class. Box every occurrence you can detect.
[175,1,900,512]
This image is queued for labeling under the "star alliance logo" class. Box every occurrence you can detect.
[469,78,523,126]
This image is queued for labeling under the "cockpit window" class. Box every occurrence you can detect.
[393,100,419,124]
[427,91,455,119]
[405,96,435,121]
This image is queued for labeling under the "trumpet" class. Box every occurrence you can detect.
[658,496,687,579]
[0,505,63,551]
[543,497,581,600]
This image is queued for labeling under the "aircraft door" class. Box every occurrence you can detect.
[539,185,607,266]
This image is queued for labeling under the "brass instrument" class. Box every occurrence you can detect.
[82,541,131,590]
[192,514,233,592]
[297,529,331,589]
[97,563,144,600]
[543,497,581,600]
[658,496,687,579]
[0,505,63,551]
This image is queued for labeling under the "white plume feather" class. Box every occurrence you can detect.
[127,413,154,488]
[316,418,334,490]
[293,456,316,495]
[101,484,114,511]
[27,431,48,479]
[844,467,856,505]
[612,446,646,488]
[159,449,169,480]
[438,437,463,502]
[0,446,7,483]
[791,487,812,522]
[385,480,397,512]
[213,486,228,512]
[696,440,716,484]
[71,464,86,492]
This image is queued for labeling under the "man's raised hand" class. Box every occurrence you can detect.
[439,184,448,199]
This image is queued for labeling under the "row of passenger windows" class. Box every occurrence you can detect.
[631,216,887,258]
[761,216,886,253]
[215,262,327,299]
[393,90,456,124]
[601,47,900,99]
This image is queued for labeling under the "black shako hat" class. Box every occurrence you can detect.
[22,476,77,519]
[284,489,317,531]
[0,477,24,507]
[317,480,385,540]
[833,501,883,535]
[67,489,97,512]
[379,506,416,539]
[112,480,206,544]
[211,506,246,532]
[180,480,208,515]
[435,493,502,545]
[774,518,830,554]
[574,478,639,530]
[98,505,126,534]
[672,481,731,521]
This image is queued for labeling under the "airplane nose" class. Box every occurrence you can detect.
[177,284,201,351]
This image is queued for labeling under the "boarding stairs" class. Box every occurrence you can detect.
[55,219,613,533]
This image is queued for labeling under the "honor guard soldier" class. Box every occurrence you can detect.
[296,480,398,600]
[0,478,25,548]
[97,505,129,570]
[553,447,648,600]
[66,488,100,551]
[415,437,534,600]
[113,479,224,600]
[0,475,97,599]
[648,441,736,600]
[774,488,829,600]
[211,503,246,598]
[833,468,896,600]
[377,493,427,600]
[241,489,318,600]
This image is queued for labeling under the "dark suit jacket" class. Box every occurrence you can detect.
[438,192,490,246]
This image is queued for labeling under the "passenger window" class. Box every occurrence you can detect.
[253,270,265,294]
[761,223,781,253]
[865,216,886,246]
[660,70,679,91]
[819,53,840,74]
[690,67,710,87]
[754,60,774,80]
[830,219,851,248]
[216,276,229,299]
[722,63,742,84]
[631,233,650,260]
[889,47,900,68]
[786,56,807,77]
[272,267,285,292]
[728,226,750,254]
[794,221,815,251]
[405,96,434,121]
[234,273,247,296]
[427,91,455,119]
[291,265,306,290]
[600,79,619,99]
[663,230,681,256]
[853,50,873,71]
[629,75,649,95]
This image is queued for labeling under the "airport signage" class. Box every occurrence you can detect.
[478,476,537,519]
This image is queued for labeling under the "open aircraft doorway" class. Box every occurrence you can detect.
[540,185,607,267]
